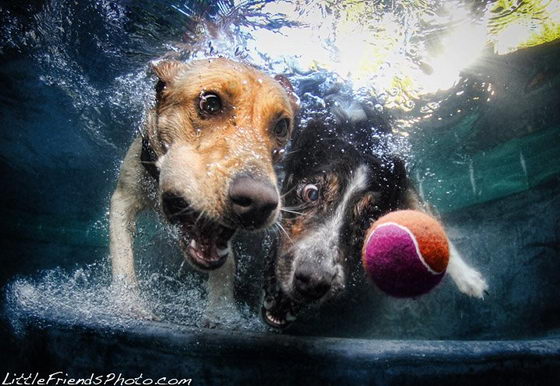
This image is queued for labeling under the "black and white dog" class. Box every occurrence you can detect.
[261,103,488,328]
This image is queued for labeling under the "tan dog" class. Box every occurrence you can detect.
[109,58,297,320]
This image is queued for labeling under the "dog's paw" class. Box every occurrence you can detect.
[453,267,489,299]
[122,300,160,321]
[199,313,230,330]
[199,302,240,330]
[199,317,224,329]
[109,283,159,321]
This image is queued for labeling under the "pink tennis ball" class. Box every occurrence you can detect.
[362,210,449,298]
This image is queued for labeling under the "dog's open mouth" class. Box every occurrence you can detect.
[261,288,300,329]
[163,193,236,270]
[179,221,236,270]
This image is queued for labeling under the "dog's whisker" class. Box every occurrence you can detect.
[281,208,303,215]
[272,223,282,238]
[177,260,186,276]
[282,203,307,211]
[194,210,207,226]
[169,206,195,218]
[280,185,298,198]
[275,222,292,242]
[282,149,300,157]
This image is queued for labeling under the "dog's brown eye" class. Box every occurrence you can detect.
[273,118,290,140]
[199,92,222,114]
[301,184,319,202]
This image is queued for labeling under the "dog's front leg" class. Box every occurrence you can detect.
[109,184,155,319]
[202,256,237,328]
[109,138,147,289]
[109,186,143,287]
[447,242,489,299]
[401,188,488,298]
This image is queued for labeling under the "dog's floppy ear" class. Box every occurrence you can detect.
[274,74,300,114]
[366,154,408,211]
[150,60,185,84]
[150,60,186,101]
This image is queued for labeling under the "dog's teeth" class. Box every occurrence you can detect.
[217,247,229,258]
[266,311,278,324]
[265,311,275,322]
[265,310,286,326]
[190,239,197,248]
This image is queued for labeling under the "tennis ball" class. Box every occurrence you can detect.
[362,210,449,298]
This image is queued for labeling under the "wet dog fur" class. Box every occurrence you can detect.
[262,118,488,328]
[109,57,297,320]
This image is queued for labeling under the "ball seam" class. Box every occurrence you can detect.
[371,222,444,275]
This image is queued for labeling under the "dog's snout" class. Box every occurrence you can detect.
[294,264,331,301]
[229,175,279,229]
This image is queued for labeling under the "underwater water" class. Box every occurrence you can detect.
[1,0,560,373]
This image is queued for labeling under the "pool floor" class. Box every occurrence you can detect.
[11,317,560,386]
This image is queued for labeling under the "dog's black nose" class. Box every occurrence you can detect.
[229,175,279,229]
[294,265,331,301]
